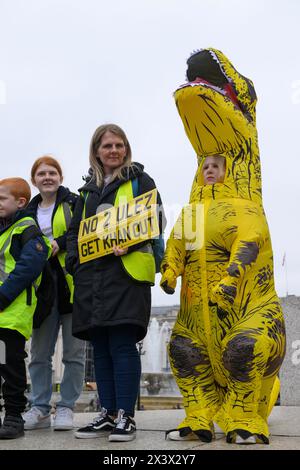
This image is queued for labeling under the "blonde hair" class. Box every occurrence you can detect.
[0,177,31,205]
[203,155,226,168]
[89,124,134,187]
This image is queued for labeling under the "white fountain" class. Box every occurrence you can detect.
[140,319,179,396]
[142,318,170,373]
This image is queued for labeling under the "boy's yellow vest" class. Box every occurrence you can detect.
[0,217,50,339]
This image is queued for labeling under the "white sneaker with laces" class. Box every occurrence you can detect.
[74,408,116,439]
[23,407,51,430]
[108,409,136,442]
[53,407,74,431]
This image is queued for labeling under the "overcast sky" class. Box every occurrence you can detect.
[1,0,299,306]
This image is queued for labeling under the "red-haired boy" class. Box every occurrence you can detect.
[0,178,49,439]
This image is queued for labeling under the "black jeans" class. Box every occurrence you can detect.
[0,328,27,416]
[91,325,141,416]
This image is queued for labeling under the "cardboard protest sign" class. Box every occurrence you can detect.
[78,189,159,263]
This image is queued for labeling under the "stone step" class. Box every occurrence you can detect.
[25,390,183,412]
[138,396,183,410]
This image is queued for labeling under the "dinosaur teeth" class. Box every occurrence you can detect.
[187,48,203,59]
[208,49,231,83]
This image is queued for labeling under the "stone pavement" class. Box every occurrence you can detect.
[0,406,300,451]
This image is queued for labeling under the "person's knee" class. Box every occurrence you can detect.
[169,335,210,379]
[109,325,139,357]
[110,341,138,359]
[29,343,53,364]
[222,334,260,382]
[62,341,86,364]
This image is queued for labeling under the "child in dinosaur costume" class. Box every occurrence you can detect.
[160,48,286,444]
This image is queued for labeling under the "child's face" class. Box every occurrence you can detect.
[32,163,62,196]
[0,186,26,218]
[202,156,226,185]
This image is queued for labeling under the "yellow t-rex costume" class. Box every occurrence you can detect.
[161,48,286,444]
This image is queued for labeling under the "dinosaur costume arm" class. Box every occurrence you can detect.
[160,208,187,293]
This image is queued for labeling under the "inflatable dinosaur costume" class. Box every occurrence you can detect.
[161,48,286,444]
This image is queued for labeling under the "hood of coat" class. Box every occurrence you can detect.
[79,162,144,196]
[0,208,34,235]
[26,186,76,220]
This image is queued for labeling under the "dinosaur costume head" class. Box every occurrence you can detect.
[174,48,261,202]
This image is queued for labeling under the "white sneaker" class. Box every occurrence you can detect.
[53,407,74,431]
[23,407,51,430]
[166,427,214,442]
[235,434,256,444]
[166,430,199,441]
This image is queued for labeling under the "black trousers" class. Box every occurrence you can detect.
[0,327,27,416]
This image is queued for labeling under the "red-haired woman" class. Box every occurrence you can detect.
[23,156,85,432]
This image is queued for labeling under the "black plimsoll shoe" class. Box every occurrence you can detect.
[108,409,136,442]
[0,415,24,439]
[74,407,115,439]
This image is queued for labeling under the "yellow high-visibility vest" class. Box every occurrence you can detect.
[0,217,50,339]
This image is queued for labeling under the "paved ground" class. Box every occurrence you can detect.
[0,406,299,451]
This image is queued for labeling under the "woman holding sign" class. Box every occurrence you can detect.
[66,124,165,442]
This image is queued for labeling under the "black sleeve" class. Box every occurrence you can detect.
[65,196,84,274]
[20,225,42,245]
[54,235,66,250]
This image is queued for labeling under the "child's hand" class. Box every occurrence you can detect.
[160,268,177,294]
[112,246,128,256]
[51,240,60,257]
[210,276,237,311]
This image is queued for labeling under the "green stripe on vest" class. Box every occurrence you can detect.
[52,203,74,302]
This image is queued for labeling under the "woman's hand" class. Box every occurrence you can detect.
[51,240,60,257]
[112,246,128,256]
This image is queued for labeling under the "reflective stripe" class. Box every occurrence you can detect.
[0,219,36,256]
[0,219,36,283]
[61,266,69,278]
[52,202,74,301]
[0,266,8,282]
[61,202,72,230]
[81,192,88,220]
[0,217,48,339]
